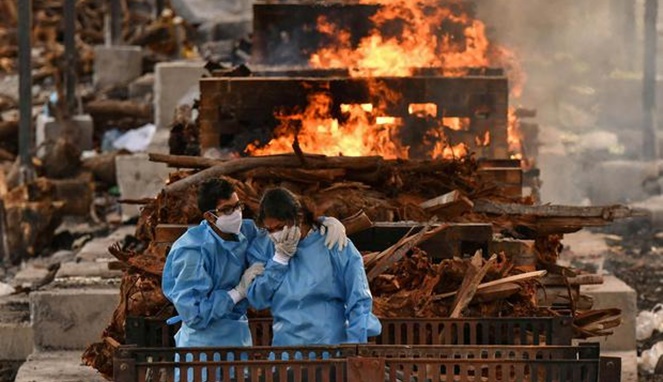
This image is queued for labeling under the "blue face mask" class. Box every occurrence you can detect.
[214,209,242,235]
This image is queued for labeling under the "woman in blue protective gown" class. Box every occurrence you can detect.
[247,187,382,346]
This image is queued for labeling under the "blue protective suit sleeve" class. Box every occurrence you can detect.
[245,236,289,310]
[163,247,236,331]
[342,242,379,343]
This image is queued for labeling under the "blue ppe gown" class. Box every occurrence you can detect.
[162,219,259,348]
[246,229,382,346]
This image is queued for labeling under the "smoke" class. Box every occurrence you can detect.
[475,0,656,205]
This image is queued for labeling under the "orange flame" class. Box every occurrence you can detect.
[409,103,438,118]
[246,0,526,161]
[507,107,523,160]
[310,4,492,78]
[245,92,479,160]
[246,92,409,159]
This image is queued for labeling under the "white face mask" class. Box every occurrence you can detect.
[215,209,242,235]
[268,228,286,243]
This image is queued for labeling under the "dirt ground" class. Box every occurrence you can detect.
[595,218,663,382]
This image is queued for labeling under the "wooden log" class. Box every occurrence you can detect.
[51,173,94,216]
[42,138,81,179]
[82,151,127,185]
[239,167,346,183]
[149,153,221,169]
[0,148,15,162]
[4,200,64,264]
[0,120,18,140]
[0,95,17,111]
[85,99,152,120]
[542,274,604,286]
[163,154,383,196]
[573,308,622,338]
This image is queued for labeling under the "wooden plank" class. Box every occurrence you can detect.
[431,270,547,301]
[419,190,474,219]
[203,76,508,122]
[473,200,641,220]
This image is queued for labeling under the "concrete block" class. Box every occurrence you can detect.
[93,45,143,89]
[0,323,33,360]
[56,262,122,279]
[154,60,206,129]
[36,114,94,156]
[0,295,30,324]
[115,153,171,220]
[581,275,637,352]
[586,160,658,205]
[14,351,107,382]
[0,295,32,361]
[30,289,119,350]
[128,73,154,100]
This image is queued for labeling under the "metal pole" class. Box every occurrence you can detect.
[64,0,77,114]
[17,0,34,183]
[643,0,658,160]
[110,0,123,45]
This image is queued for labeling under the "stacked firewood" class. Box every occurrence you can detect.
[0,0,185,262]
[0,0,182,160]
[0,0,177,76]
[82,153,631,378]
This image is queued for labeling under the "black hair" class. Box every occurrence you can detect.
[197,178,235,213]
[257,187,317,228]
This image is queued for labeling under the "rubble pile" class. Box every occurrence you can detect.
[0,1,217,266]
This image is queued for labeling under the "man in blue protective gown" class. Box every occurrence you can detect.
[162,179,350,349]
[162,178,261,348]
[247,187,382,346]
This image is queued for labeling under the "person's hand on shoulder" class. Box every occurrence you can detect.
[320,217,348,251]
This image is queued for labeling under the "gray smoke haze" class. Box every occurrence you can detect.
[475,0,662,205]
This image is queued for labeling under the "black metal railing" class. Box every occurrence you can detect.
[125,316,574,348]
[113,343,618,382]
